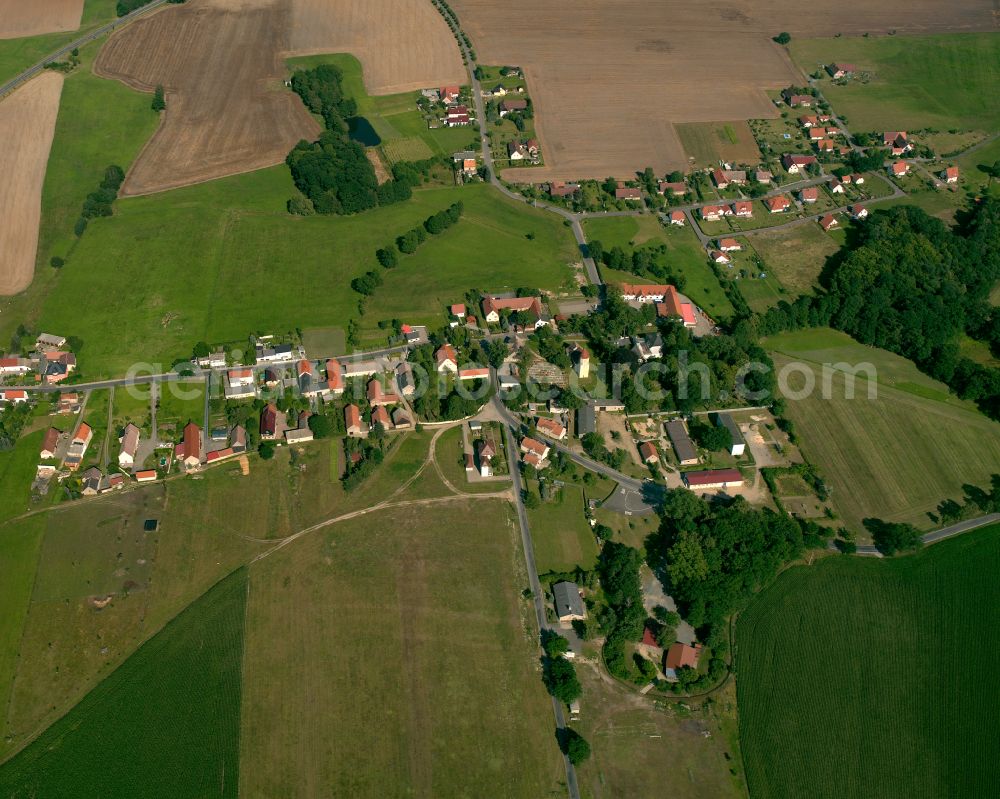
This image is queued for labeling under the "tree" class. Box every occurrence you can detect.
[773,32,791,45]
[523,489,541,509]
[287,196,315,216]
[542,630,570,659]
[688,417,731,452]
[73,217,88,237]
[308,413,334,439]
[151,84,166,112]
[559,729,591,765]
[865,518,923,556]
[50,256,65,269]
[192,341,210,358]
[376,246,398,268]
[258,441,276,460]
[542,656,581,703]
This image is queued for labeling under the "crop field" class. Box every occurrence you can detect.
[239,499,565,797]
[95,0,321,196]
[0,568,247,798]
[451,0,993,181]
[767,328,1000,530]
[790,33,1000,133]
[526,482,599,574]
[28,172,575,376]
[583,215,735,320]
[675,121,761,168]
[289,0,464,94]
[0,0,83,39]
[737,526,1000,799]
[0,73,64,295]
[749,223,841,298]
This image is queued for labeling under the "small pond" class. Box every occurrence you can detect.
[347,116,381,146]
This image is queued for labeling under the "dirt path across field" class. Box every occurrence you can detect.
[0,0,83,39]
[0,72,64,295]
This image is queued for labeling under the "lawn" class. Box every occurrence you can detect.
[156,379,205,430]
[526,481,600,574]
[766,328,1000,531]
[434,424,506,494]
[583,215,735,320]
[112,382,153,434]
[789,33,1000,132]
[749,223,841,298]
[238,499,566,797]
[737,526,1000,799]
[0,429,45,523]
[0,568,247,799]
[675,120,761,168]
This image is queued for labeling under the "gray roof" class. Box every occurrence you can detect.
[666,420,698,463]
[577,403,596,436]
[553,581,585,619]
[714,413,745,446]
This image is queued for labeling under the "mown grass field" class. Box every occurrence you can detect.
[749,223,841,299]
[737,526,1000,799]
[0,567,247,798]
[767,328,1000,531]
[789,33,1000,132]
[526,481,599,574]
[675,120,760,168]
[583,215,735,320]
[239,499,565,797]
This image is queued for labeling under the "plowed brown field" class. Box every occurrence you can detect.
[94,0,464,196]
[0,0,83,39]
[0,73,64,295]
[453,0,997,181]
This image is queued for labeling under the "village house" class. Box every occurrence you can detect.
[391,407,412,429]
[57,393,81,413]
[367,378,400,407]
[718,238,742,252]
[664,642,702,679]
[458,367,490,381]
[325,359,344,396]
[450,303,466,319]
[819,214,839,231]
[615,184,642,201]
[732,201,753,218]
[883,131,912,155]
[638,441,658,465]
[754,169,773,184]
[800,187,819,204]
[259,403,284,440]
[439,85,460,105]
[549,180,580,198]
[781,154,817,174]
[396,361,416,396]
[40,427,60,460]
[798,115,819,128]
[224,367,256,399]
[0,389,28,405]
[683,468,744,490]
[536,417,567,440]
[782,91,813,107]
[814,138,835,153]
[710,250,731,265]
[0,357,32,375]
[174,422,203,471]
[118,423,141,468]
[656,286,696,328]
[195,351,226,369]
[445,105,470,127]
[620,283,672,303]
[890,161,910,177]
[665,419,699,465]
[481,294,545,325]
[699,204,727,221]
[508,141,529,161]
[476,438,496,477]
[658,180,687,197]
[766,195,791,213]
[371,405,391,431]
[499,98,527,117]
[231,425,247,453]
[81,467,104,496]
[520,436,550,463]
[345,404,367,438]
[136,470,157,483]
[553,581,586,623]
[668,210,686,226]
[65,422,94,470]
[254,342,294,364]
[826,62,856,79]
[942,166,959,183]
[711,168,747,189]
[849,204,868,220]
[829,178,846,194]
[435,344,458,374]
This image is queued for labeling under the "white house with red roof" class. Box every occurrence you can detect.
[435,344,458,374]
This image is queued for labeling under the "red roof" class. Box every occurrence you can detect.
[639,441,657,462]
[345,404,362,430]
[766,196,790,212]
[260,403,278,436]
[435,343,457,365]
[372,405,391,428]
[537,417,565,437]
[800,187,819,201]
[482,295,543,318]
[326,359,342,390]
[684,468,742,487]
[641,626,659,647]
[41,427,59,454]
[74,422,93,443]
[206,447,234,463]
[136,469,157,481]
[732,201,753,215]
[665,643,701,670]
[450,303,466,315]
[297,359,311,377]
[621,283,671,298]
[182,422,201,462]
[521,437,548,457]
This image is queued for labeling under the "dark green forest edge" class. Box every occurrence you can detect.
[285,64,434,216]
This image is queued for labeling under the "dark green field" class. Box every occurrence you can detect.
[737,526,1000,799]
[0,569,247,799]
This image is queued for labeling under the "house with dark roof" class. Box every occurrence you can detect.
[553,581,586,623]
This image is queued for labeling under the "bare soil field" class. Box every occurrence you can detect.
[453,0,997,181]
[0,0,83,39]
[0,73,64,295]
[290,0,464,94]
[95,0,320,196]
[94,0,463,196]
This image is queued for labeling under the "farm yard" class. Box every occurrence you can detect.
[450,0,995,180]
[767,328,1000,532]
[239,500,566,797]
[0,0,84,39]
[737,526,1000,799]
[0,72,63,295]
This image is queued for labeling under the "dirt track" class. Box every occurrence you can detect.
[94,0,464,196]
[0,73,64,296]
[453,0,998,180]
[0,0,83,39]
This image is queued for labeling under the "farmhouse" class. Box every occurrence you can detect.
[453,151,478,174]
[174,422,202,471]
[36,333,66,349]
[766,196,791,213]
[620,284,671,303]
[711,168,746,189]
[782,91,813,107]
[883,131,912,155]
[656,286,696,327]
[0,389,28,405]
[668,210,686,225]
[711,250,731,265]
[435,344,458,373]
[829,178,846,194]
[826,62,856,79]
[325,359,344,396]
[195,351,226,368]
[345,404,367,438]
[665,642,702,676]
[718,238,742,252]
[481,295,545,324]
[40,427,60,459]
[781,154,817,173]
[615,184,642,201]
[714,413,746,456]
[549,180,580,197]
[658,181,687,196]
[445,105,470,126]
[499,98,528,117]
[0,357,32,375]
[57,393,80,413]
[536,417,567,440]
[665,420,699,465]
[890,161,910,177]
[814,138,835,153]
[225,367,256,399]
[520,436,550,462]
[391,408,412,429]
[819,214,839,231]
[942,166,959,183]
[118,423,141,468]
[231,425,247,452]
[849,204,868,220]
[259,403,284,440]
[553,581,586,623]
[367,378,400,406]
[638,441,658,464]
[755,169,773,184]
[799,187,819,204]
[732,201,753,218]
[439,85,460,104]
[798,115,819,128]
[136,470,157,483]
[683,468,744,490]
[396,361,416,396]
[255,343,293,364]
[371,405,391,431]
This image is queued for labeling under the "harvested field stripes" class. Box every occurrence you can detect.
[0,0,84,40]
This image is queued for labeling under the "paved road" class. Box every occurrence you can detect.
[830,512,1000,556]
[498,409,581,799]
[0,0,169,101]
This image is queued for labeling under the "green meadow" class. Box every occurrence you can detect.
[738,526,1000,799]
[790,33,1000,132]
